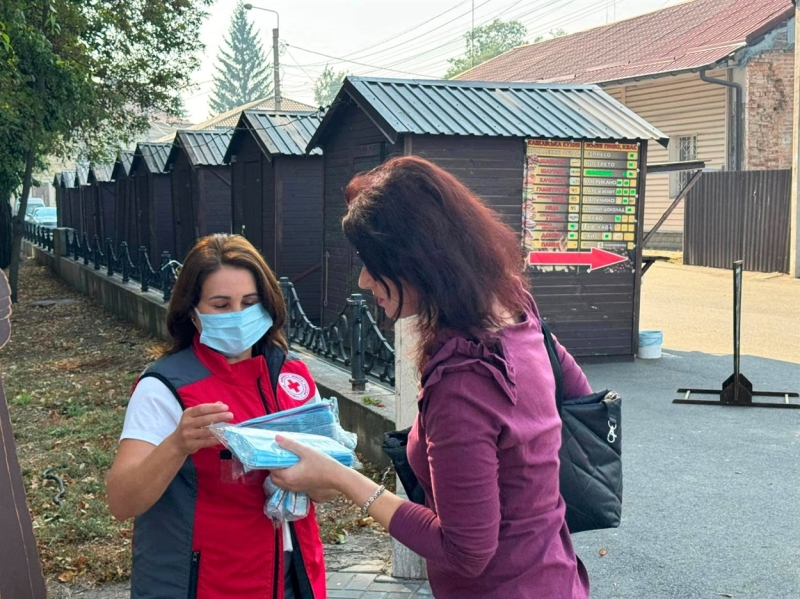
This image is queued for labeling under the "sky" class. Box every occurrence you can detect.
[183,0,683,123]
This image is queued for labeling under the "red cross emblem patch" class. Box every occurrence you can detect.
[278,373,311,401]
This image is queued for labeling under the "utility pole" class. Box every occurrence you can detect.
[273,27,281,110]
[244,4,281,110]
[791,1,800,277]
[471,0,475,68]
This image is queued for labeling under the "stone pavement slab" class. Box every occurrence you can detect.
[327,565,431,598]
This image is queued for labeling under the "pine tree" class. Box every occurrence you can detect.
[209,2,273,115]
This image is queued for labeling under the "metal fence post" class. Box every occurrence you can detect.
[106,239,114,276]
[120,242,130,283]
[93,236,101,270]
[73,230,80,260]
[279,277,292,347]
[348,293,367,392]
[139,246,148,292]
[82,232,90,266]
[161,251,171,302]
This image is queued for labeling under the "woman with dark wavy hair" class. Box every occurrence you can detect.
[272,157,592,598]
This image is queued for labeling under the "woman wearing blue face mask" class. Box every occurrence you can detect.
[106,234,328,599]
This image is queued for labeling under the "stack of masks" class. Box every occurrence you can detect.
[211,399,360,529]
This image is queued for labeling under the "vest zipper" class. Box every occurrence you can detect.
[273,527,281,599]
[188,551,200,599]
[257,378,271,414]
[289,523,315,598]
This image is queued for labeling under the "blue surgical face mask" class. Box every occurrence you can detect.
[195,303,274,358]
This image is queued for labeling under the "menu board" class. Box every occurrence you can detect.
[523,140,640,273]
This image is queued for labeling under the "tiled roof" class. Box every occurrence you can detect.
[225,111,323,162]
[456,0,793,85]
[309,77,668,149]
[167,129,234,168]
[131,143,171,174]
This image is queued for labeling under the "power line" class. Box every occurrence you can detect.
[285,43,438,78]
[340,0,473,60]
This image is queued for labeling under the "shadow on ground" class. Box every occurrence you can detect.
[575,350,800,599]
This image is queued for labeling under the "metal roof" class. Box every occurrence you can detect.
[167,129,234,168]
[59,170,76,188]
[225,111,323,162]
[155,96,318,142]
[74,165,89,186]
[309,77,668,149]
[111,152,134,180]
[131,142,171,174]
[88,164,113,183]
[457,0,792,85]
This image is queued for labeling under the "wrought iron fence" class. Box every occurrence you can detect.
[24,224,395,390]
[23,223,54,252]
[280,277,395,391]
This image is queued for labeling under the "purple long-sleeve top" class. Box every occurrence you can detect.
[388,295,591,598]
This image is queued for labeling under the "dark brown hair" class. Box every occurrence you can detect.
[343,156,529,368]
[164,234,287,356]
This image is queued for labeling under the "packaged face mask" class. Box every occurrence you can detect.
[237,399,357,450]
[264,477,310,523]
[219,428,357,471]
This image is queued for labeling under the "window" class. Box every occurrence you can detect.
[669,134,698,198]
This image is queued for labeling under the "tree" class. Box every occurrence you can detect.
[1,0,212,302]
[445,19,527,79]
[209,2,273,115]
[534,28,567,43]
[313,65,347,107]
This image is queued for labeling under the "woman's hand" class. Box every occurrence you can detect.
[308,488,341,504]
[272,435,405,531]
[269,434,349,496]
[167,402,234,456]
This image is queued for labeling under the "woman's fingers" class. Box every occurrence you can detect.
[274,434,310,457]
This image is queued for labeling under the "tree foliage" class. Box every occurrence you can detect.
[534,28,567,43]
[313,65,347,107]
[209,2,273,115]
[0,0,212,300]
[445,19,527,79]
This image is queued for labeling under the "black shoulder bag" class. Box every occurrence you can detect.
[381,323,623,533]
[540,322,623,533]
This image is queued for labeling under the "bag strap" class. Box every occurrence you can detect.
[540,321,565,413]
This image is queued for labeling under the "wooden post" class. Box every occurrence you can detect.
[0,270,47,598]
[391,318,427,580]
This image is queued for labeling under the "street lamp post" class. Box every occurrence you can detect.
[244,3,281,111]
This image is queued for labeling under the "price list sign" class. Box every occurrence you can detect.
[523,139,640,272]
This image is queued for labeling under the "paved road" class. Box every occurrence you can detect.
[640,261,800,363]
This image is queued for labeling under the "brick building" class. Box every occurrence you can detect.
[458,0,794,250]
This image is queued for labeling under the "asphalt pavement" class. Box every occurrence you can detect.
[573,261,800,599]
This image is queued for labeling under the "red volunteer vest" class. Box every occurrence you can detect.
[130,336,326,599]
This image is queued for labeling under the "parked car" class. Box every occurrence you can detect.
[29,206,57,228]
[15,197,45,217]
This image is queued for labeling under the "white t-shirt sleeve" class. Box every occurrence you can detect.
[120,376,183,447]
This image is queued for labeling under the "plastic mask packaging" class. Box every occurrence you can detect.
[220,428,357,470]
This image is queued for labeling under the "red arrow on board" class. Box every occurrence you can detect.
[528,248,629,272]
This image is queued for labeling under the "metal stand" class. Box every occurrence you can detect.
[673,260,800,409]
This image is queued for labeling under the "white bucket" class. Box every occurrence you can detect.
[637,330,663,359]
